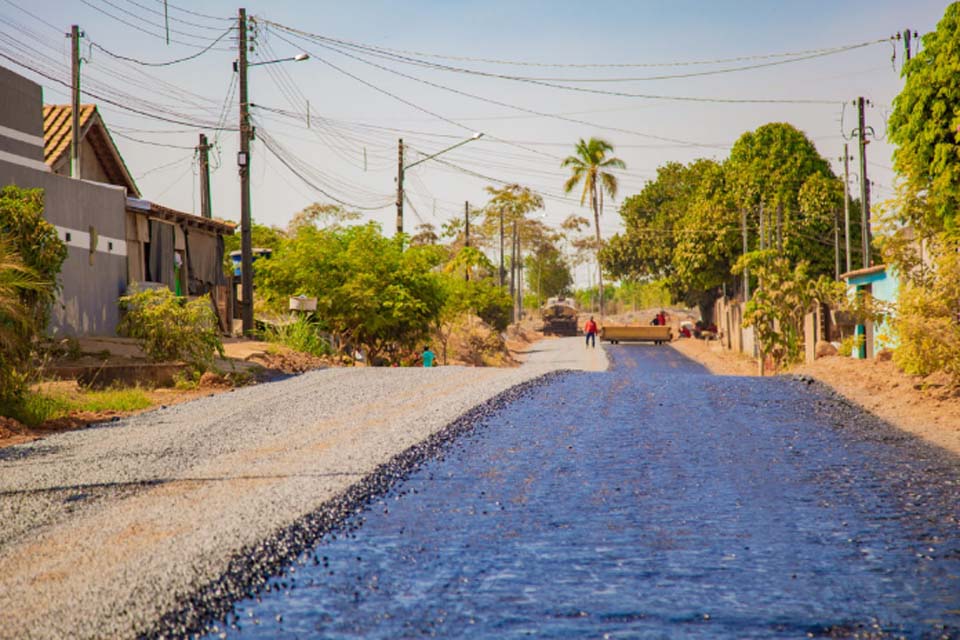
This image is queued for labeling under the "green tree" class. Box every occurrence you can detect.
[602,159,735,320]
[287,202,361,234]
[256,223,446,363]
[561,138,625,313]
[0,237,48,409]
[726,122,839,276]
[524,244,572,305]
[0,186,67,329]
[888,3,960,231]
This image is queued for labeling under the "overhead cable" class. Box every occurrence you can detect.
[89,26,232,66]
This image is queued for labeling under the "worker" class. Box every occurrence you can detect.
[421,345,436,367]
[584,316,598,348]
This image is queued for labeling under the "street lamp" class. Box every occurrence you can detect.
[237,6,308,335]
[396,132,483,236]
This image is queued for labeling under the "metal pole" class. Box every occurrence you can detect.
[843,143,851,274]
[238,8,254,335]
[198,133,212,219]
[396,138,404,236]
[70,25,81,179]
[857,97,872,268]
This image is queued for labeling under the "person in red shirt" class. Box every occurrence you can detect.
[584,316,598,348]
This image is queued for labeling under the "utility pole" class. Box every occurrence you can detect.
[758,202,765,252]
[464,201,470,281]
[776,204,783,253]
[395,139,405,236]
[238,8,254,335]
[740,209,750,302]
[510,220,518,322]
[903,28,913,61]
[843,143,852,274]
[197,133,212,219]
[833,208,840,280]
[498,210,505,288]
[857,96,872,269]
[70,25,82,179]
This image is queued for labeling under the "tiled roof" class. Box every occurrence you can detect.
[42,104,96,168]
[41,104,140,197]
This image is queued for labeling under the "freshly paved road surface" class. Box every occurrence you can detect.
[0,338,604,639]
[201,345,960,639]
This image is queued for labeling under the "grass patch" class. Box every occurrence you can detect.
[263,316,331,357]
[11,386,153,426]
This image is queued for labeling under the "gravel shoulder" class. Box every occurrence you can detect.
[0,338,604,640]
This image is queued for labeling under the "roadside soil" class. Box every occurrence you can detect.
[671,337,960,458]
[0,338,340,449]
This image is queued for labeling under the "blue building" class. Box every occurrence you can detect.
[840,264,898,359]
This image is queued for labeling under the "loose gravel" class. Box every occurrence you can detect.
[0,338,605,640]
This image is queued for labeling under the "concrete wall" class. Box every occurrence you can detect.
[0,66,46,171]
[1,158,129,336]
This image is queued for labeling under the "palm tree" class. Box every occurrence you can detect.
[562,137,625,316]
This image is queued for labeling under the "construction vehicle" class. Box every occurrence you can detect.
[541,296,579,336]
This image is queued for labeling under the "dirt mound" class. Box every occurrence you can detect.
[0,416,28,439]
[199,371,233,389]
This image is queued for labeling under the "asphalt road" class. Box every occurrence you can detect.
[198,344,960,639]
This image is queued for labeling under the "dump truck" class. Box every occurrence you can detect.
[601,324,672,345]
[541,297,579,336]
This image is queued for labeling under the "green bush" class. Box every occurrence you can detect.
[118,288,224,373]
[264,315,331,357]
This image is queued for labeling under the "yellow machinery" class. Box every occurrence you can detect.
[601,324,672,345]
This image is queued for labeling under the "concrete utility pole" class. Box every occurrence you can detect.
[776,204,783,253]
[197,133,212,219]
[903,28,913,61]
[857,96,872,269]
[396,138,404,236]
[70,25,82,179]
[238,7,254,335]
[510,220,518,322]
[843,143,852,274]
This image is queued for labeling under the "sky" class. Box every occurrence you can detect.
[0,0,951,283]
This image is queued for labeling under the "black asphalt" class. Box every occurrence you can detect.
[199,344,960,639]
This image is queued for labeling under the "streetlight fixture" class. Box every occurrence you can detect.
[396,132,484,236]
[236,6,309,335]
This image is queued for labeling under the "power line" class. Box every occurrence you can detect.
[112,129,196,149]
[89,26,232,66]
[266,26,727,150]
[256,21,892,70]
[116,0,230,32]
[78,0,231,49]
[301,31,888,85]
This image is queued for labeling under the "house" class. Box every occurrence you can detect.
[840,264,898,359]
[0,65,234,336]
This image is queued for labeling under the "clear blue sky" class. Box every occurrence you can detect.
[0,0,950,271]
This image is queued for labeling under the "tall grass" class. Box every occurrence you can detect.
[264,316,331,357]
[11,387,152,426]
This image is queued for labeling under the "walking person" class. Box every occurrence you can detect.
[421,345,436,367]
[584,316,598,348]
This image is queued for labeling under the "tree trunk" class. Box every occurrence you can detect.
[592,184,604,318]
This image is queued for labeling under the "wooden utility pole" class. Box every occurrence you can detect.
[833,208,840,280]
[510,220,518,322]
[843,143,852,274]
[498,210,505,288]
[464,201,470,281]
[238,8,253,334]
[857,97,872,269]
[70,25,81,179]
[740,209,750,302]
[396,138,404,236]
[197,133,212,219]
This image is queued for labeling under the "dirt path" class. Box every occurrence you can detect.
[670,338,960,458]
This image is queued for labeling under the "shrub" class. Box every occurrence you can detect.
[263,315,331,357]
[118,288,224,373]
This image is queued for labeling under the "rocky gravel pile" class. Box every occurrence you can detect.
[0,338,602,639]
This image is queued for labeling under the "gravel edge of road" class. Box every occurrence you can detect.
[146,371,569,639]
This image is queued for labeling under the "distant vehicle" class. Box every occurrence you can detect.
[541,296,578,336]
